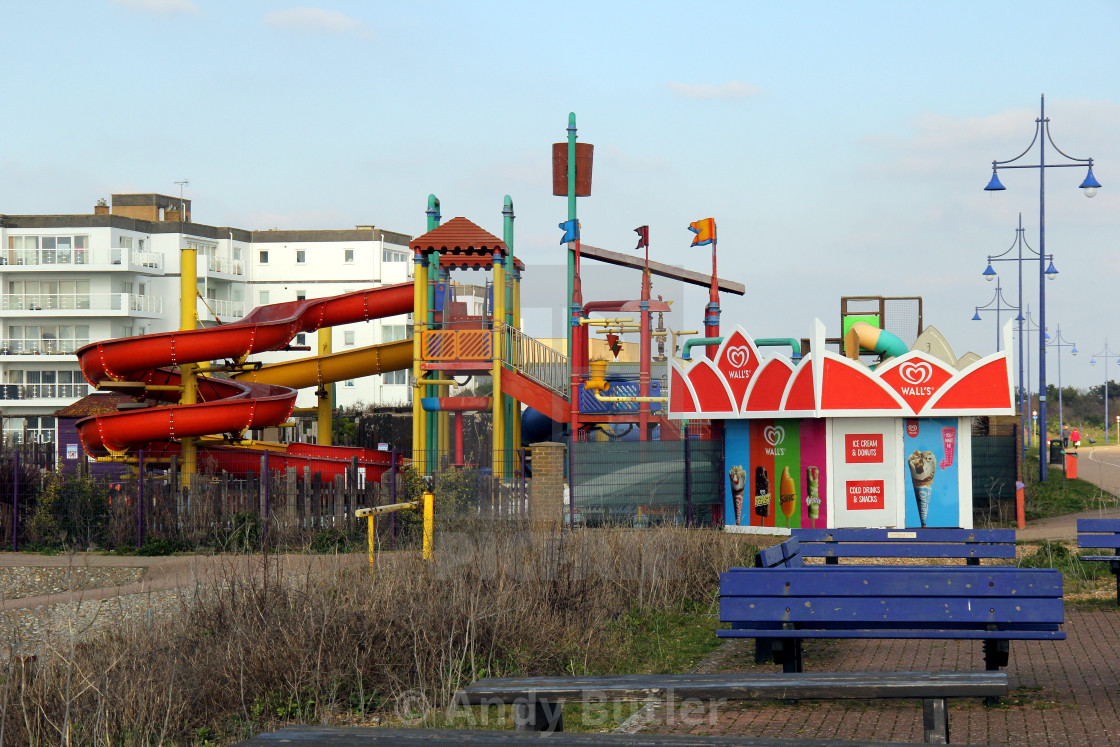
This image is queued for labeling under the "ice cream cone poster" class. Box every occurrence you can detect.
[902,417,959,527]
[723,418,827,529]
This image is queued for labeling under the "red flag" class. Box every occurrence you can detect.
[634,225,649,250]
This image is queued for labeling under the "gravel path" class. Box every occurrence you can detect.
[0,553,366,659]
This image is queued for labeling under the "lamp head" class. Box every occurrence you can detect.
[984,168,1006,191]
[1072,348,1078,356]
[982,263,996,281]
[1080,165,1101,197]
[1092,358,1098,366]
[972,309,981,321]
[1045,261,1058,279]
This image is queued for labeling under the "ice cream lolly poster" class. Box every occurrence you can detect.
[902,417,959,528]
[725,418,827,529]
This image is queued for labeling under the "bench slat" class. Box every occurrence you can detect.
[798,544,1015,559]
[458,671,1007,703]
[1078,555,1120,563]
[720,568,1064,597]
[1076,537,1120,550]
[793,528,1016,543]
[718,628,1065,640]
[236,725,974,745]
[720,597,1065,625]
[1076,518,1120,533]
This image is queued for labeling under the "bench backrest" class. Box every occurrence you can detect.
[720,566,1064,630]
[1077,518,1120,552]
[791,527,1016,562]
[755,537,803,568]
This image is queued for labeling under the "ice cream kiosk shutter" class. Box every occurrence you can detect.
[668,320,1015,534]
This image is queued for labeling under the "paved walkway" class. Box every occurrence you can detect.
[638,446,1120,746]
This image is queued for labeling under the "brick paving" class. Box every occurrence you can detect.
[639,607,1120,745]
[634,446,1120,745]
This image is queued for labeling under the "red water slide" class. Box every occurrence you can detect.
[74,283,413,455]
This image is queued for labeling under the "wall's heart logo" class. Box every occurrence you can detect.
[726,345,750,368]
[899,361,933,385]
[763,425,785,447]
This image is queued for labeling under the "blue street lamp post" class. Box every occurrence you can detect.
[1046,325,1076,448]
[981,213,1056,462]
[1017,310,1043,451]
[972,275,1018,351]
[1090,341,1119,445]
[984,94,1101,481]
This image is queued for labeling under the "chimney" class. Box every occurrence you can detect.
[94,198,109,216]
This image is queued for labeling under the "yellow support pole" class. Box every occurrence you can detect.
[179,244,198,487]
[317,328,333,445]
[422,491,434,561]
[491,252,505,478]
[366,513,375,569]
[412,251,428,473]
[356,501,420,570]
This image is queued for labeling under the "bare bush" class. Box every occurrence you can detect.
[1,525,753,744]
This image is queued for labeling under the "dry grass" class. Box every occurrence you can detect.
[0,524,753,745]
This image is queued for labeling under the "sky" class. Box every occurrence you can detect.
[2,0,1119,392]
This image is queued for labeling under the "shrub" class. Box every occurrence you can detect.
[27,474,111,550]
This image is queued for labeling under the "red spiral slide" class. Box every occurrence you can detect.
[73,283,413,473]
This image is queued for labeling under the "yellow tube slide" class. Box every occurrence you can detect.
[232,339,413,389]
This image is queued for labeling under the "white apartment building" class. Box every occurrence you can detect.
[0,193,414,445]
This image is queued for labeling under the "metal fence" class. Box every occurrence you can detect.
[972,434,1019,514]
[1,447,530,553]
[570,438,722,528]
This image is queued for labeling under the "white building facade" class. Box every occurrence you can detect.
[0,194,414,445]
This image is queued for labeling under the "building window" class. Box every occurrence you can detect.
[295,290,306,301]
[344,249,354,263]
[384,370,407,385]
[381,324,408,343]
[3,415,55,444]
[119,236,133,250]
[259,290,270,305]
[296,333,306,346]
[296,249,306,264]
[345,379,355,388]
[382,249,408,262]
[259,250,269,264]
[344,331,355,346]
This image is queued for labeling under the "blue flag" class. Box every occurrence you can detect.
[559,219,580,244]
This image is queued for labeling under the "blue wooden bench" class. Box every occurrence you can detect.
[1077,518,1120,604]
[790,528,1017,565]
[719,565,1065,676]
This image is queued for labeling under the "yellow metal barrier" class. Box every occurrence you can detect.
[354,491,434,569]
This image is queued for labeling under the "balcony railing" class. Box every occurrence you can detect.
[205,256,245,275]
[1,293,163,314]
[1,248,164,270]
[201,298,245,319]
[0,338,90,355]
[0,383,90,400]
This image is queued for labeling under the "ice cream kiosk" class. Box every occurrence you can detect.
[668,320,1016,534]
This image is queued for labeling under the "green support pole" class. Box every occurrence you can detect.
[426,195,441,473]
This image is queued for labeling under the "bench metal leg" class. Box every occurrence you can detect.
[982,640,1009,705]
[755,638,773,664]
[774,638,803,674]
[922,697,949,744]
[514,699,563,732]
[983,639,1009,671]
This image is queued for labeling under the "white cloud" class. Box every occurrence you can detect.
[112,0,197,14]
[666,81,762,100]
[264,7,374,39]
